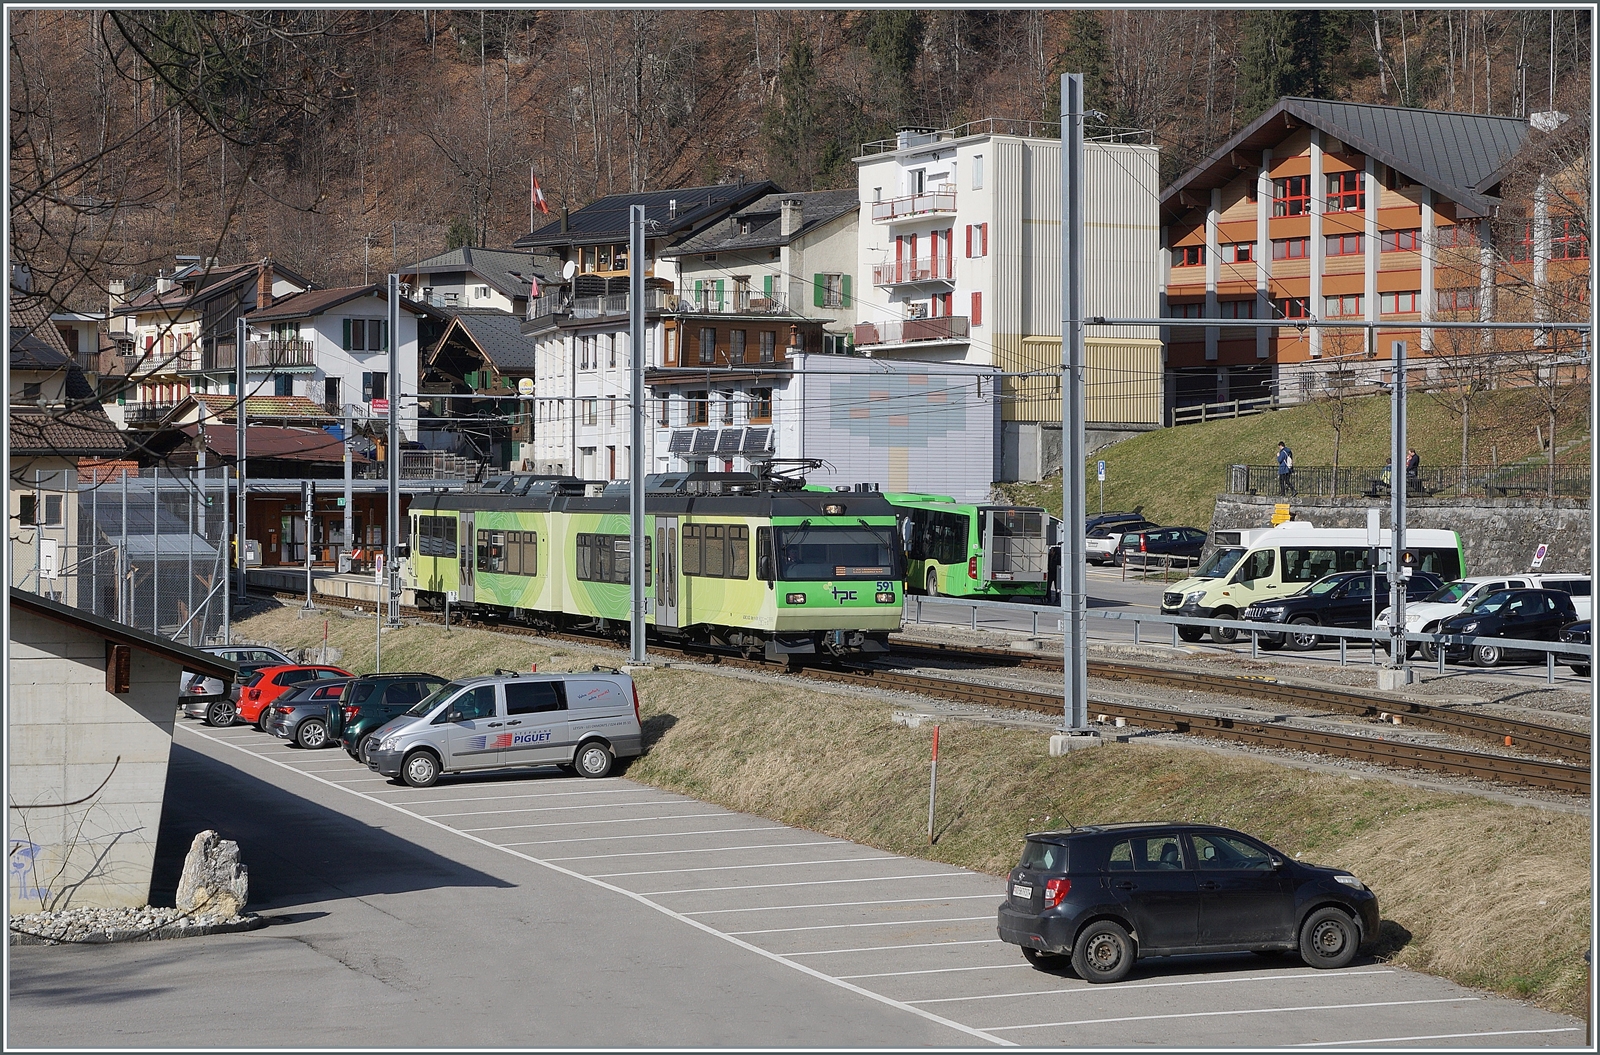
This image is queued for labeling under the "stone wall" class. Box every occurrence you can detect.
[9,617,180,910]
[1211,494,1591,575]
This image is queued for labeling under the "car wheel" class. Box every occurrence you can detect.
[205,701,236,727]
[1572,665,1591,678]
[925,570,940,597]
[401,750,440,789]
[1071,920,1134,983]
[1299,907,1359,970]
[1286,617,1321,651]
[1021,947,1069,970]
[1211,609,1239,644]
[1416,640,1436,662]
[1176,626,1205,643]
[574,741,614,779]
[1473,643,1501,668]
[255,710,273,732]
[359,735,379,766]
[296,719,328,750]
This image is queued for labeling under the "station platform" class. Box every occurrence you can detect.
[246,567,416,607]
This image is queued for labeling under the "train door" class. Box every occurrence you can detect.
[655,517,678,628]
[458,511,475,604]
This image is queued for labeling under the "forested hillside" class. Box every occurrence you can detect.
[9,9,1591,309]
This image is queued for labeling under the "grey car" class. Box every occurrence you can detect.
[180,645,292,714]
[366,669,644,788]
[265,678,354,748]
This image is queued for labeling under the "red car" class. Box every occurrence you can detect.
[236,665,353,729]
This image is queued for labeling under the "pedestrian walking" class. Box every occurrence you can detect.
[1405,448,1420,482]
[1276,441,1297,496]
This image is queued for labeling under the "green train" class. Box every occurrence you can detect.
[408,472,905,661]
[883,492,1051,601]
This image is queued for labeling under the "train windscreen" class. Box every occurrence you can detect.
[776,526,900,581]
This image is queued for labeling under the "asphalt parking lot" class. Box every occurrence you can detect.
[38,717,1574,1048]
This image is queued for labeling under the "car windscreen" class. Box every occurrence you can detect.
[1426,580,1472,604]
[1194,547,1243,579]
[1470,590,1514,615]
[406,681,464,718]
[1018,839,1069,872]
[776,526,899,581]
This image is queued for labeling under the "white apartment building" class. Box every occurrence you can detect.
[853,120,1162,480]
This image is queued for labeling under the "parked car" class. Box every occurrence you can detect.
[1115,526,1208,567]
[1558,620,1590,678]
[331,674,449,762]
[179,645,293,710]
[265,679,353,748]
[1377,574,1591,661]
[1438,588,1579,667]
[1245,570,1443,651]
[1085,510,1146,534]
[184,667,262,726]
[366,669,644,788]
[1085,519,1160,565]
[231,664,353,729]
[996,823,1378,982]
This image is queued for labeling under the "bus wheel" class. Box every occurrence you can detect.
[1211,609,1239,644]
[926,570,941,597]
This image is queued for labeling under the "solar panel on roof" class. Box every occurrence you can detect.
[741,427,770,453]
[716,428,743,454]
[667,430,694,454]
[692,429,717,454]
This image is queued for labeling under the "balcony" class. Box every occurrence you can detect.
[121,350,201,377]
[871,257,955,287]
[242,338,316,371]
[528,287,670,323]
[871,187,957,224]
[675,288,799,316]
[853,316,970,347]
[123,400,178,426]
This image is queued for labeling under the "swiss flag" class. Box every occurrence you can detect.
[531,169,549,216]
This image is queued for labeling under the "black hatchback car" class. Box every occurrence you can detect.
[1439,588,1579,667]
[1244,571,1443,651]
[1559,620,1590,678]
[330,673,448,762]
[997,823,1378,983]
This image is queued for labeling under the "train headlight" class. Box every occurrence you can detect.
[785,593,807,605]
[875,591,896,604]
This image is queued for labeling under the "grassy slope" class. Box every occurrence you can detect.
[242,606,1591,1016]
[1000,388,1591,528]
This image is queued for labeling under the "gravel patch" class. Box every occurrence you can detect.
[9,906,265,946]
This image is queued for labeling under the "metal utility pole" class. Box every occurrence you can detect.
[1060,72,1090,733]
[628,204,647,665]
[302,479,315,610]
[1386,340,1411,684]
[386,273,401,627]
[235,316,248,606]
[343,406,354,570]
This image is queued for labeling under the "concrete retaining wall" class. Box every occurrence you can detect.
[1211,494,1591,575]
[9,617,180,910]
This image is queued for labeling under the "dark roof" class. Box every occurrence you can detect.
[9,289,75,367]
[1161,97,1532,222]
[403,248,557,301]
[9,288,124,457]
[245,284,426,323]
[11,588,238,680]
[434,309,539,373]
[514,181,780,250]
[184,423,366,464]
[117,259,315,315]
[663,190,859,257]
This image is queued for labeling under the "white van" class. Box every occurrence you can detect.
[1379,572,1591,658]
[1161,521,1465,643]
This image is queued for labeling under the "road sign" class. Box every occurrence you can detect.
[371,397,390,415]
[374,552,384,584]
[39,538,59,580]
[1531,542,1550,569]
[517,377,535,397]
[1096,460,1106,482]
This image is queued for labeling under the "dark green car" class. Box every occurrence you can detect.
[329,674,448,762]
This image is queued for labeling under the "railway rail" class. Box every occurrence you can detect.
[259,590,1591,794]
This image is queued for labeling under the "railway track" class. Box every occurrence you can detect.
[260,590,1591,794]
[890,639,1591,764]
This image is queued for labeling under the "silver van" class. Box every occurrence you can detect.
[365,669,644,788]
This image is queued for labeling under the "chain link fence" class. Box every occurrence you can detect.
[10,467,229,646]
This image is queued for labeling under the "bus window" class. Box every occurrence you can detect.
[1231,549,1274,583]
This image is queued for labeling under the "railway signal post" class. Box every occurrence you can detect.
[628,204,647,666]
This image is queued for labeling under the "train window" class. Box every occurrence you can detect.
[577,533,650,584]
[505,531,522,575]
[756,527,773,581]
[681,525,703,576]
[704,525,726,577]
[681,523,749,579]
[729,526,750,578]
[522,531,537,576]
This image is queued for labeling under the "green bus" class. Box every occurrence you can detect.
[884,492,1050,600]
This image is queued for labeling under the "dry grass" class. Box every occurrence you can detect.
[238,604,1592,1016]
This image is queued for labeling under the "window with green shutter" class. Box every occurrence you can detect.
[763,275,773,297]
[841,274,852,308]
[342,319,353,350]
[813,274,825,307]
[715,279,725,310]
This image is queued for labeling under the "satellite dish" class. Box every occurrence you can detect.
[562,260,578,281]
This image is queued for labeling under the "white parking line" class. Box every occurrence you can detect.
[546,841,835,862]
[1297,1027,1581,1046]
[176,723,1011,1046]
[786,939,1003,957]
[510,826,788,847]
[588,856,899,879]
[641,872,974,897]
[842,963,1031,980]
[490,812,746,837]
[727,915,995,937]
[387,786,649,807]
[910,969,1398,1003]
[683,894,999,917]
[444,799,683,820]
[980,996,1475,1032]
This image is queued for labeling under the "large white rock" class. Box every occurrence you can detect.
[174,830,248,918]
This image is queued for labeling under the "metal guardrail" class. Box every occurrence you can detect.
[1227,462,1590,499]
[904,594,1591,685]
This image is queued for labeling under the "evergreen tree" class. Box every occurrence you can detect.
[1047,11,1114,127]
[864,11,923,122]
[761,39,822,190]
[1237,10,1366,121]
